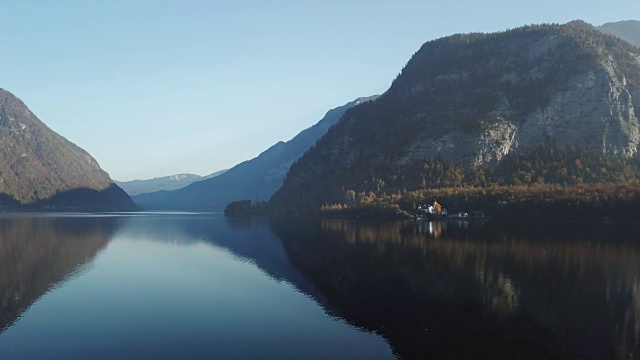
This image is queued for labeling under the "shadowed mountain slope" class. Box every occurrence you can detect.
[598,20,640,47]
[0,88,136,211]
[133,96,377,211]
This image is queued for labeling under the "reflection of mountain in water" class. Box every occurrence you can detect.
[114,215,328,307]
[0,215,117,332]
[12,213,633,359]
[270,218,640,360]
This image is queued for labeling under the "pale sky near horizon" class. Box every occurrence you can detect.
[1,1,639,181]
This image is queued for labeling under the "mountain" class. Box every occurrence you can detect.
[133,96,378,211]
[270,21,640,212]
[115,170,227,196]
[0,88,137,211]
[597,20,640,47]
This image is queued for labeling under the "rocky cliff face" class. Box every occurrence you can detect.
[393,23,640,166]
[271,21,640,210]
[515,58,640,157]
[0,88,137,211]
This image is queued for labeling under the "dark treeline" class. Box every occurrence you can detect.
[317,140,640,221]
[224,200,268,217]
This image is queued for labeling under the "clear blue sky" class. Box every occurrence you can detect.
[1,1,638,181]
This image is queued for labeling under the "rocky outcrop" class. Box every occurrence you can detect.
[527,79,636,153]
[400,27,640,165]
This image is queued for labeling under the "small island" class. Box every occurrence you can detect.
[224,200,268,217]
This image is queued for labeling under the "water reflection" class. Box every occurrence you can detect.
[0,214,393,359]
[270,218,640,359]
[3,213,638,359]
[76,214,337,318]
[0,215,117,332]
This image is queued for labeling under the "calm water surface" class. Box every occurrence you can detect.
[0,213,639,359]
[0,214,391,359]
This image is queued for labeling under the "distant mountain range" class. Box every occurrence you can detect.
[597,20,640,47]
[133,96,378,211]
[115,170,227,196]
[0,88,136,211]
[270,20,640,211]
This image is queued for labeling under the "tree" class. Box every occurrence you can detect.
[345,190,356,207]
[224,200,252,217]
[433,201,442,214]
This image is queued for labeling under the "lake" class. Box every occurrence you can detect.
[0,213,638,359]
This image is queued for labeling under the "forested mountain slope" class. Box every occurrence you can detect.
[0,88,136,211]
[270,21,640,215]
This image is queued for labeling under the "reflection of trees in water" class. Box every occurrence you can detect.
[0,216,116,332]
[457,230,640,359]
[275,218,640,359]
